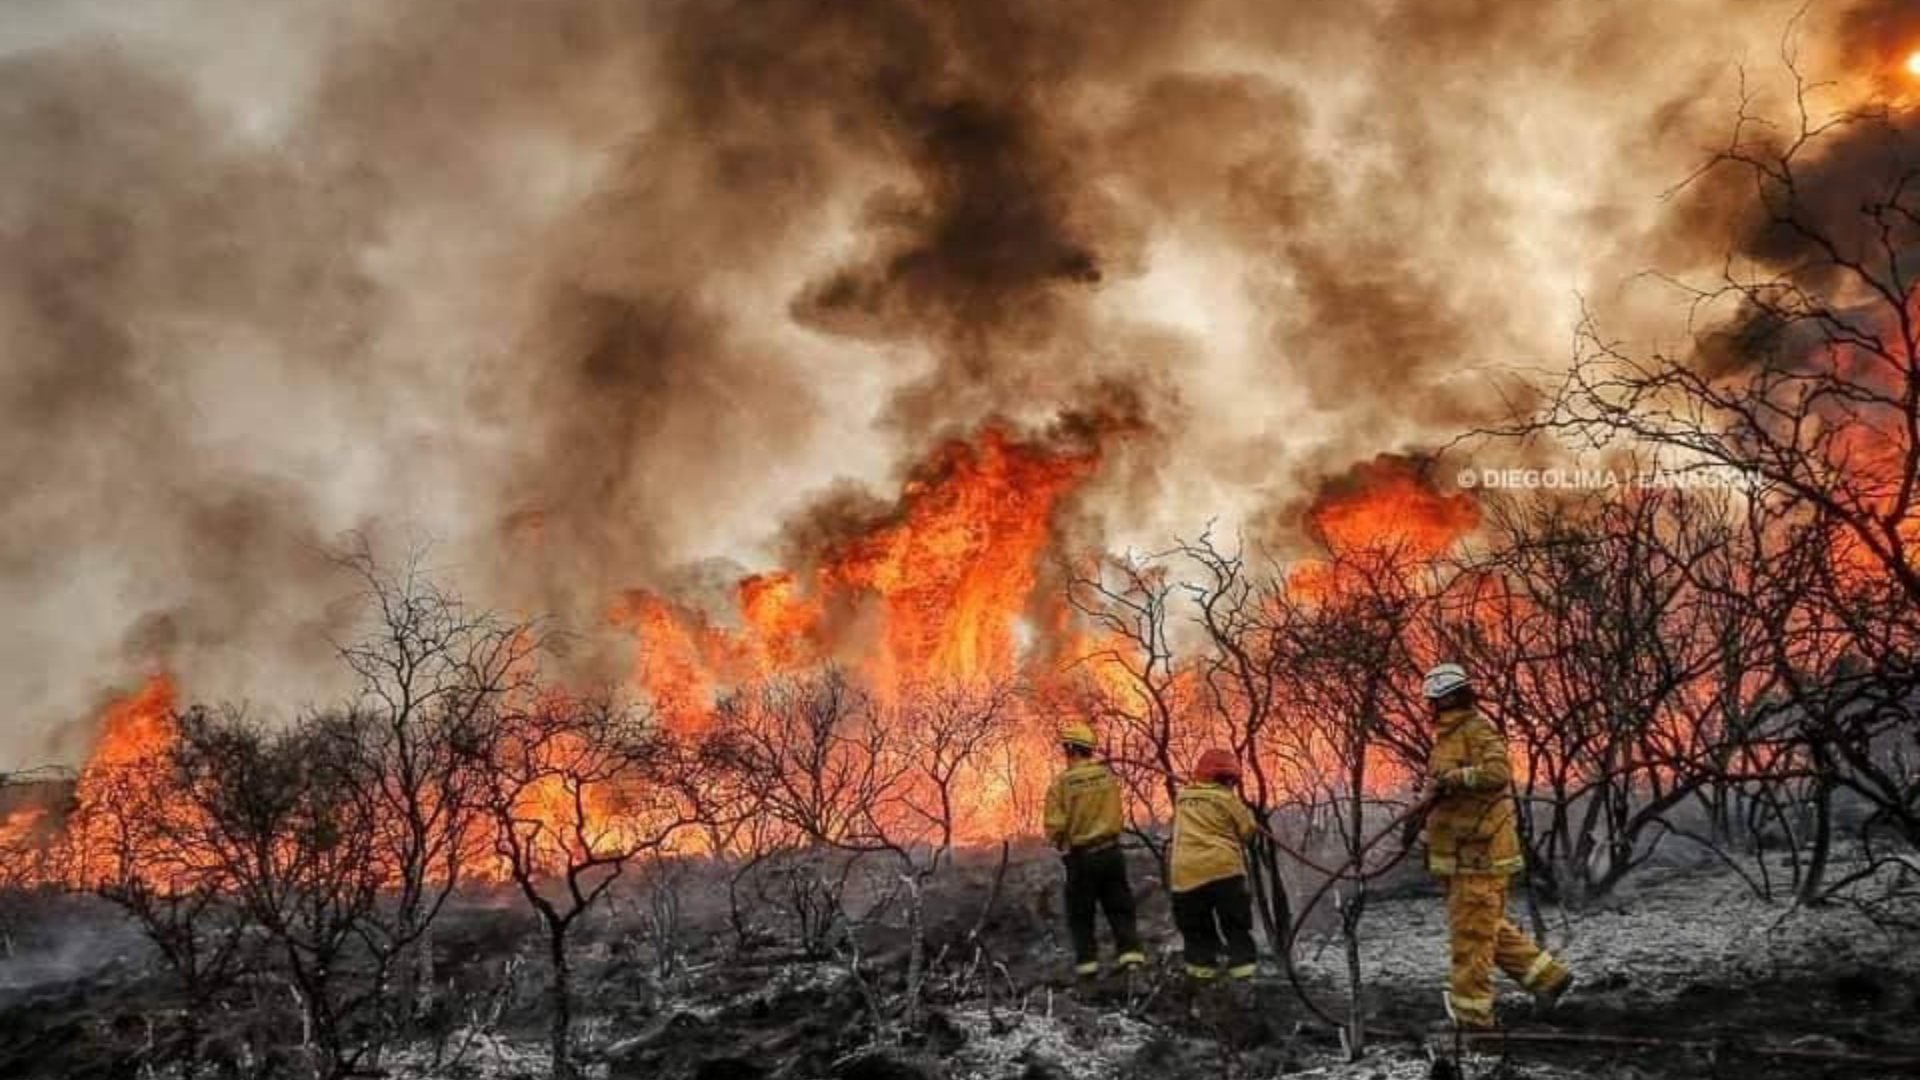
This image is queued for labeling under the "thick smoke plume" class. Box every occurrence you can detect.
[0,0,1840,763]
[1653,0,1920,380]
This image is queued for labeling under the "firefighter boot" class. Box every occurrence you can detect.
[1532,972,1575,1015]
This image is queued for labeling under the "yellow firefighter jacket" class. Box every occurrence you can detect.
[1043,760,1125,851]
[1169,782,1256,892]
[1424,707,1523,876]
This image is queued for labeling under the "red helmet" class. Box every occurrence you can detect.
[1195,748,1241,785]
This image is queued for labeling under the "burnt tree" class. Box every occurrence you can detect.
[477,691,685,1080]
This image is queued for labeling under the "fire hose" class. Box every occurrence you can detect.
[1229,802,1920,1076]
[1247,795,1435,1031]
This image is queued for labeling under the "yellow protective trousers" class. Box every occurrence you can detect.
[1443,874,1569,1027]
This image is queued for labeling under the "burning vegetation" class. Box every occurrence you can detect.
[4,2,1920,1080]
[610,426,1100,728]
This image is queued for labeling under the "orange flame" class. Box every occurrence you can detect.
[823,428,1096,691]
[79,674,178,778]
[1307,455,1478,558]
[603,427,1098,844]
[38,674,185,889]
[1293,455,1479,599]
[619,426,1097,717]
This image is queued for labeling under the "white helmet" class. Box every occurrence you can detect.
[1423,663,1471,700]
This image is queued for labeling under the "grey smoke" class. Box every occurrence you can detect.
[0,0,1821,765]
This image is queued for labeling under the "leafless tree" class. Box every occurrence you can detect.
[886,678,1016,1029]
[1494,29,1920,893]
[661,728,797,951]
[0,767,69,955]
[707,670,952,1039]
[163,706,386,1080]
[1438,486,1769,901]
[1062,553,1200,871]
[1165,532,1304,986]
[329,537,545,1035]
[1263,536,1431,1057]
[894,679,1018,867]
[710,671,909,857]
[1637,488,1819,898]
[475,690,686,1080]
[81,754,257,1077]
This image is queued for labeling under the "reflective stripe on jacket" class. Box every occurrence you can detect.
[1044,761,1125,851]
[1169,782,1255,892]
[1424,707,1523,876]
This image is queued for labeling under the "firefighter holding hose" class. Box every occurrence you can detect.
[1043,722,1145,979]
[1418,663,1574,1029]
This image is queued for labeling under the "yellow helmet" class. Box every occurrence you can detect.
[1058,722,1097,750]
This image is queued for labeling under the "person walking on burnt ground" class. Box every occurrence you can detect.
[1043,722,1146,980]
[1169,749,1259,984]
[1418,663,1574,1031]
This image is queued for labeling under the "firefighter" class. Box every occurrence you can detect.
[1419,663,1574,1029]
[1042,721,1145,978]
[1169,749,1259,981]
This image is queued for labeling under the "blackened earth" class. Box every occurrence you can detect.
[1,844,1915,1080]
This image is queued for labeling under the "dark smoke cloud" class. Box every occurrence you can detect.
[0,0,1826,763]
[655,0,1180,429]
[1657,0,1920,376]
[486,0,1210,631]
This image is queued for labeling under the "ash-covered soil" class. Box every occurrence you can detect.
[1,845,1915,1080]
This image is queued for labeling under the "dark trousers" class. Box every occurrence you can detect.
[1064,845,1142,963]
[1172,875,1257,973]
